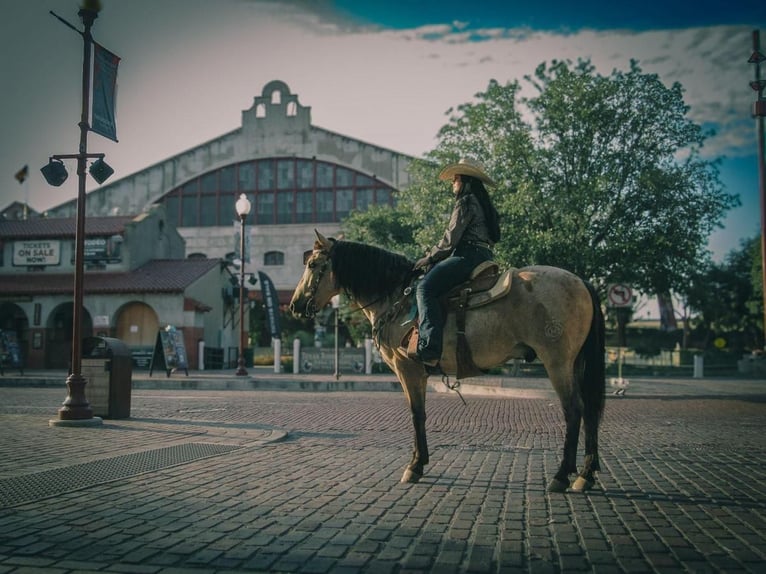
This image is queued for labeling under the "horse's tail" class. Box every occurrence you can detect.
[581,280,606,421]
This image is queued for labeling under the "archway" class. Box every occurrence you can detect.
[0,303,29,368]
[114,302,159,347]
[46,303,93,369]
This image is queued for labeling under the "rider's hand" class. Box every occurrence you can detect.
[413,256,432,271]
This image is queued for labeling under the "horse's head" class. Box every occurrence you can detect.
[289,230,338,319]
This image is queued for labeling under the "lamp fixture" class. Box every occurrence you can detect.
[89,157,114,184]
[40,158,69,187]
[235,193,252,218]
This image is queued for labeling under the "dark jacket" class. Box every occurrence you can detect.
[427,192,493,263]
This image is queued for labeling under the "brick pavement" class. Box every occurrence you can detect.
[0,382,764,573]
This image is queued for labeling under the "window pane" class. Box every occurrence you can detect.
[182,194,198,226]
[258,161,274,190]
[297,160,314,189]
[201,172,216,194]
[239,163,255,191]
[264,251,285,266]
[316,190,334,222]
[164,195,180,227]
[277,160,294,190]
[296,191,313,223]
[356,173,374,186]
[257,192,274,224]
[276,191,294,224]
[220,166,235,192]
[356,188,374,211]
[336,189,352,220]
[376,188,392,206]
[336,167,353,187]
[316,163,333,187]
[200,195,217,226]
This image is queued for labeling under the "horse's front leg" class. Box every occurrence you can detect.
[400,370,430,484]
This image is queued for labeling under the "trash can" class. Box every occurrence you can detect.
[81,337,132,419]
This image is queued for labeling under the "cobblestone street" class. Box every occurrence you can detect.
[1,382,765,573]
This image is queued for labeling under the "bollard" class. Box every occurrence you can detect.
[693,354,704,378]
[293,337,300,374]
[364,338,373,374]
[273,338,281,373]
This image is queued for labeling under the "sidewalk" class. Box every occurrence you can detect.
[2,367,763,399]
[1,374,765,572]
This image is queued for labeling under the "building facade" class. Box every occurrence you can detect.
[1,81,415,370]
[48,80,415,301]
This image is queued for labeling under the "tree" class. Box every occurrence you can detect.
[345,58,739,302]
[686,235,763,350]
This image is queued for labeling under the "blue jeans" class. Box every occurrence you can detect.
[415,244,493,362]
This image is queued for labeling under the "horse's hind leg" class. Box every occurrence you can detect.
[571,390,601,492]
[547,365,582,493]
[400,370,430,483]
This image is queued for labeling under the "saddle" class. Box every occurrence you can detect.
[402,261,513,379]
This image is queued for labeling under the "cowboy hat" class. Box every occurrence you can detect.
[438,157,496,187]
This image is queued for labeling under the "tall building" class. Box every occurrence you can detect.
[1,81,415,370]
[47,80,415,301]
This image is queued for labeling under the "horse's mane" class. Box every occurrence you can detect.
[330,240,414,302]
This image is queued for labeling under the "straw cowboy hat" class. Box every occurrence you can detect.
[438,157,497,187]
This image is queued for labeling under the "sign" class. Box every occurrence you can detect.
[258,271,282,339]
[149,326,189,377]
[13,240,60,266]
[74,236,123,264]
[0,330,23,374]
[607,284,633,307]
[91,43,120,142]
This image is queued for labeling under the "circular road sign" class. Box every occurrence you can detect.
[607,284,633,307]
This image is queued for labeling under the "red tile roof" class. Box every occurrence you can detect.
[0,216,136,239]
[0,259,221,296]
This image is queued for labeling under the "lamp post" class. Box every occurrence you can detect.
[748,30,766,349]
[332,294,341,380]
[46,3,114,426]
[235,194,252,376]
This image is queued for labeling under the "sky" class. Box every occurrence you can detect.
[1,0,765,263]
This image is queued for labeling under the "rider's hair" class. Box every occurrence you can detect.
[461,176,501,243]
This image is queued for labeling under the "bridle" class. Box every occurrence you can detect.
[302,249,333,319]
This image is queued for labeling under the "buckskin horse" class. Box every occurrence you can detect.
[289,231,606,492]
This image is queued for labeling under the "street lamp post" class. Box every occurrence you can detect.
[235,194,251,376]
[748,30,766,349]
[332,294,341,380]
[48,3,109,425]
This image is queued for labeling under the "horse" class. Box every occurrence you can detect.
[289,230,606,492]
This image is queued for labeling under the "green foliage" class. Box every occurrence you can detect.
[686,235,763,350]
[344,58,738,305]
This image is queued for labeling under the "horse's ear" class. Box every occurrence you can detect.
[314,229,333,251]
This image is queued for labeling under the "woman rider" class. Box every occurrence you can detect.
[411,158,501,366]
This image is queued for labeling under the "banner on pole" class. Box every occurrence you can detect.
[92,43,120,142]
[258,271,282,339]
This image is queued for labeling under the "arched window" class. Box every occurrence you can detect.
[286,101,297,117]
[256,103,266,118]
[271,90,281,105]
[157,158,397,227]
[264,251,284,266]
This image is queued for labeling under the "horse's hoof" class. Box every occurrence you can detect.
[547,478,569,492]
[570,476,595,492]
[401,468,422,483]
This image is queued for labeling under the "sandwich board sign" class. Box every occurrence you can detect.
[149,325,189,377]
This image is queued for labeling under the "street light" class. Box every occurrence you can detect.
[235,193,251,376]
[748,30,766,349]
[332,294,341,380]
[45,3,111,426]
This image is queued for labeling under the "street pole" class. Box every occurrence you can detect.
[748,30,766,349]
[332,294,341,380]
[57,4,100,423]
[235,194,251,376]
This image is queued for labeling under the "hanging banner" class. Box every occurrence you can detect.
[92,43,120,142]
[258,271,282,339]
